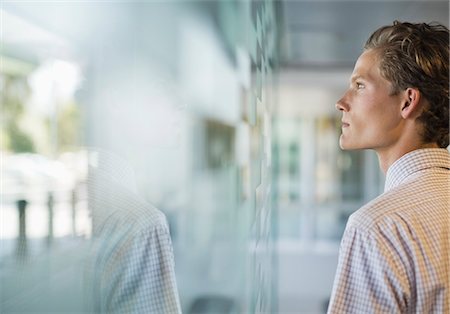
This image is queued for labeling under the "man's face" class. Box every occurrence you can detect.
[336,49,404,151]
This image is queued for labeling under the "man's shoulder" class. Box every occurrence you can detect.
[347,180,422,232]
[348,171,449,233]
[347,191,399,232]
[116,200,169,235]
[93,196,169,240]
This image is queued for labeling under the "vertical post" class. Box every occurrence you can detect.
[71,188,77,236]
[299,118,316,244]
[16,199,28,259]
[47,192,54,246]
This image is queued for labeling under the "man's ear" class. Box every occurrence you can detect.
[400,88,422,119]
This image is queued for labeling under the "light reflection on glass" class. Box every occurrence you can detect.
[1,1,278,313]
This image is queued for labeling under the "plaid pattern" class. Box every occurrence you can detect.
[84,151,181,313]
[328,148,450,314]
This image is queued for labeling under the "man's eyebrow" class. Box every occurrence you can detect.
[350,75,365,82]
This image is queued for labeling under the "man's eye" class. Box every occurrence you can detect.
[356,82,365,89]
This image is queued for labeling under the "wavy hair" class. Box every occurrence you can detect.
[365,21,449,148]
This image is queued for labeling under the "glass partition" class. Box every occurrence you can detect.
[1,1,280,313]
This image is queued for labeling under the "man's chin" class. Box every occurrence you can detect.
[339,137,349,150]
[339,139,360,151]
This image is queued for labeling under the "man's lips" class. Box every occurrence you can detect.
[342,121,350,128]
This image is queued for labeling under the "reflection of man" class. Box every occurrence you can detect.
[328,21,449,313]
[84,150,181,313]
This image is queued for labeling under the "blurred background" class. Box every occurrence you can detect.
[1,1,448,313]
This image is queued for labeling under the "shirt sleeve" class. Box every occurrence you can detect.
[327,225,410,314]
[103,222,181,314]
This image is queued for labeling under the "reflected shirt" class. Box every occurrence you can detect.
[328,148,450,314]
[84,152,181,314]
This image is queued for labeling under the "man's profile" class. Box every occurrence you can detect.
[328,21,449,313]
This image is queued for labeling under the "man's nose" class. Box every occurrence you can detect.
[335,95,349,112]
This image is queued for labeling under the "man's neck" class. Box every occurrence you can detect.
[376,142,439,174]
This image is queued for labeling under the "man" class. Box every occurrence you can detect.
[84,150,181,313]
[328,21,449,313]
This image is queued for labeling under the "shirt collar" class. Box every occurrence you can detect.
[384,148,450,192]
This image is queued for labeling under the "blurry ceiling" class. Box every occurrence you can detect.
[2,1,449,71]
[279,0,449,68]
